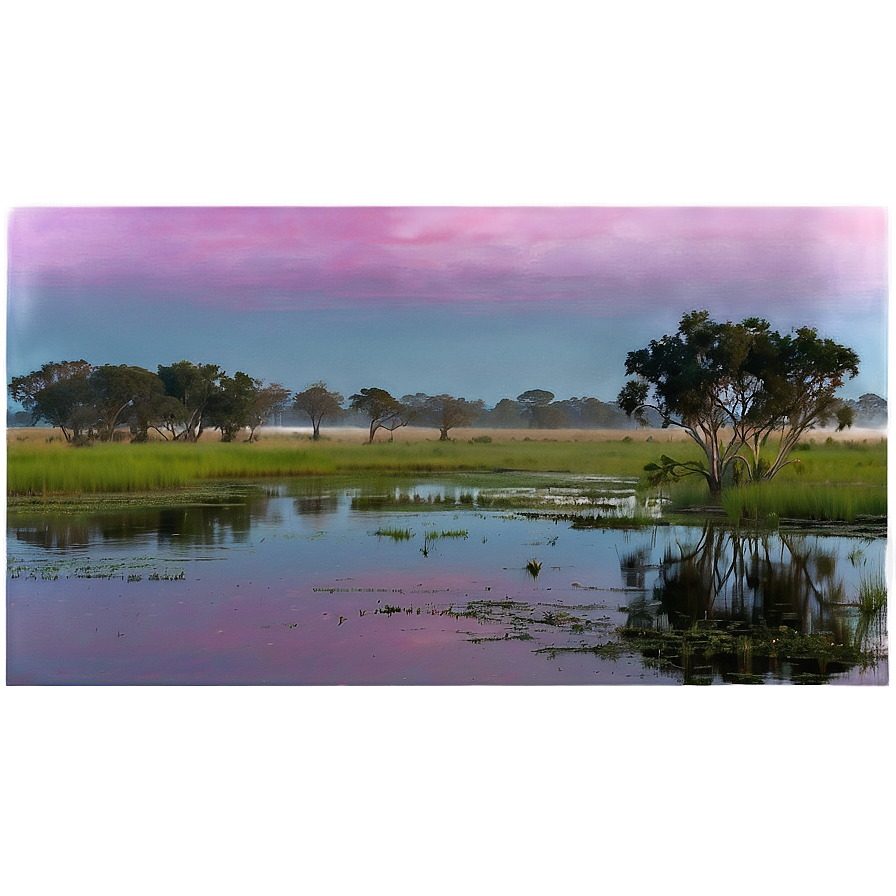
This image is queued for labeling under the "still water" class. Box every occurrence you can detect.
[6,476,888,685]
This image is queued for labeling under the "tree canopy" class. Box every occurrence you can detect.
[348,387,410,443]
[617,310,860,495]
[294,382,344,439]
[401,393,486,440]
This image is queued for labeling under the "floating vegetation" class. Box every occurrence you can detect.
[618,621,880,684]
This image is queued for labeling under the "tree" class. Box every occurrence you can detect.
[9,360,93,442]
[517,389,556,428]
[348,387,409,443]
[207,371,260,441]
[157,361,223,441]
[88,364,166,442]
[617,311,859,496]
[485,398,524,428]
[401,393,485,440]
[294,382,344,439]
[136,393,190,442]
[246,382,292,440]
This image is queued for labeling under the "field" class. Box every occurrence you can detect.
[6,425,887,522]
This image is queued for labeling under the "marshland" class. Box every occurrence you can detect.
[6,425,887,685]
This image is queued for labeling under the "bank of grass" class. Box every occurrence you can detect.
[6,436,700,495]
[6,432,887,525]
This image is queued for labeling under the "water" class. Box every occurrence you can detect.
[6,475,887,684]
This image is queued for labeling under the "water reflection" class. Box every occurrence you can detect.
[640,525,849,633]
[620,524,886,683]
[7,479,887,685]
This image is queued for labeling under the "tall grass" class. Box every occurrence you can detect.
[721,481,887,522]
[6,438,702,495]
[6,436,887,515]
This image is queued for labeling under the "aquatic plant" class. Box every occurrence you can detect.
[525,558,543,579]
[373,526,414,541]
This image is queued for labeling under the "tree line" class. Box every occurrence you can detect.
[7,312,882,485]
[7,359,642,444]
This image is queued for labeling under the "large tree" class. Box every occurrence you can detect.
[207,371,260,442]
[517,389,557,428]
[617,311,859,496]
[88,364,166,442]
[294,382,344,439]
[157,361,223,441]
[349,387,409,443]
[9,360,94,442]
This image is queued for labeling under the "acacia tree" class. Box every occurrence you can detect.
[517,389,556,428]
[349,387,409,443]
[294,381,344,439]
[246,382,292,440]
[617,311,859,496]
[403,393,485,440]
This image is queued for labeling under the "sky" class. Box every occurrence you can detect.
[0,0,894,404]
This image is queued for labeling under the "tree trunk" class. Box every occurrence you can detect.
[439,428,449,441]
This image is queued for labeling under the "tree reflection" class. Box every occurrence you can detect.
[618,524,883,683]
[11,496,281,551]
[630,525,850,637]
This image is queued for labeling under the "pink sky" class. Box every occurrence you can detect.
[8,207,887,313]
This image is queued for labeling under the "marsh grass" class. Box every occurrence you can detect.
[856,570,887,616]
[7,434,887,531]
[6,438,699,495]
[373,526,414,541]
[721,482,886,522]
[428,529,469,539]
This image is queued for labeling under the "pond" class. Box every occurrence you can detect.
[6,474,888,685]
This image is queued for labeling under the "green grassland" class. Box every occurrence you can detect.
[6,433,887,522]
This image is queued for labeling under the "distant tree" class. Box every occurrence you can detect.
[517,389,556,428]
[9,360,94,442]
[246,382,292,440]
[856,392,887,419]
[7,410,33,427]
[485,398,525,428]
[401,393,486,440]
[349,387,409,443]
[294,382,345,439]
[617,311,860,496]
[555,396,631,429]
[157,361,223,441]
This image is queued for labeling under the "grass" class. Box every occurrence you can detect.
[856,570,887,616]
[373,526,414,541]
[6,436,700,495]
[720,482,887,523]
[6,432,887,526]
